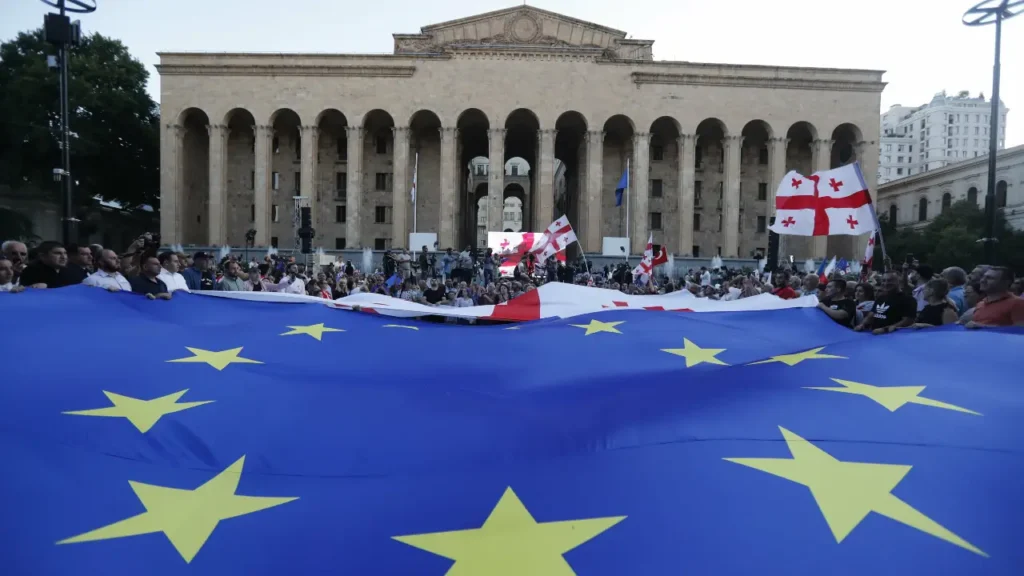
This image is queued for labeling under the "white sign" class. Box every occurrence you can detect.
[408,232,438,252]
[602,237,630,257]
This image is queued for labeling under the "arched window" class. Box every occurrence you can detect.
[967,187,978,205]
[888,204,897,224]
[996,180,1008,208]
[941,192,951,211]
[918,197,928,222]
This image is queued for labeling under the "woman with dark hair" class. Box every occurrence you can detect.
[854,283,875,326]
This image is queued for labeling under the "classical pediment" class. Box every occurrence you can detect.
[393,5,651,59]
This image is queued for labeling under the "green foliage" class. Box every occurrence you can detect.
[875,200,1023,274]
[0,30,159,209]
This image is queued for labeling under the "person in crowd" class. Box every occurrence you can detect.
[423,278,446,305]
[128,255,172,299]
[395,249,412,279]
[899,277,958,328]
[217,261,248,291]
[855,272,917,334]
[959,282,982,322]
[853,282,876,326]
[65,243,94,283]
[0,257,24,293]
[397,277,421,302]
[317,272,333,298]
[965,267,1024,328]
[772,272,798,300]
[269,263,305,294]
[909,264,933,312]
[941,266,967,313]
[817,278,856,328]
[418,246,431,281]
[83,249,132,291]
[440,248,456,282]
[483,248,495,284]
[1011,277,1023,297]
[18,241,81,289]
[968,265,990,286]
[182,252,215,291]
[245,264,271,292]
[1,240,28,285]
[800,274,819,297]
[157,252,190,292]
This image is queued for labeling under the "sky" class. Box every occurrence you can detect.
[3,0,1021,146]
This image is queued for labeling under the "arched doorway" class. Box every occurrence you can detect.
[649,116,681,254]
[829,123,864,257]
[315,109,348,249]
[362,109,395,249]
[179,108,210,245]
[224,108,255,247]
[783,121,818,260]
[409,110,442,244]
[741,119,773,258]
[269,108,301,249]
[603,115,636,248]
[694,118,728,258]
[504,109,540,231]
[457,109,489,249]
[555,111,587,255]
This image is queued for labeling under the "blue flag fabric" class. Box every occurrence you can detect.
[615,168,628,207]
[385,272,401,288]
[2,286,1022,575]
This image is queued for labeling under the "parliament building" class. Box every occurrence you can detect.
[157,5,884,259]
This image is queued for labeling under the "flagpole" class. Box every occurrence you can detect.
[625,157,630,255]
[413,152,418,234]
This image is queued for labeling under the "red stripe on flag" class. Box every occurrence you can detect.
[485,288,541,321]
[775,177,871,236]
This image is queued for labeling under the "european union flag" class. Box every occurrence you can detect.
[615,167,628,207]
[2,286,1022,575]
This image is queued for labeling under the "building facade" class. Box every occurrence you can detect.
[878,91,1008,185]
[877,144,1023,231]
[157,5,884,258]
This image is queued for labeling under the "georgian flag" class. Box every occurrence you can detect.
[632,234,668,283]
[769,162,877,236]
[532,215,576,263]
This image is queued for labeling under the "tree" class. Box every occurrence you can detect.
[875,200,1024,274]
[0,30,159,209]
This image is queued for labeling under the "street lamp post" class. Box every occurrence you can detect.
[40,0,97,246]
[962,0,1022,264]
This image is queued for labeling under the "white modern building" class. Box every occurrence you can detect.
[878,91,1008,184]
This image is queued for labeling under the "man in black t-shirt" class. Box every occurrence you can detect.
[855,272,917,334]
[17,241,81,289]
[129,256,171,299]
[817,279,856,328]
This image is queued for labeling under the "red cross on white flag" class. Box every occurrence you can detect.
[768,162,878,237]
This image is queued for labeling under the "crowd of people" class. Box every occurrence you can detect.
[2,235,1022,330]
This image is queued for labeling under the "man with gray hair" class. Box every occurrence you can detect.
[942,266,967,313]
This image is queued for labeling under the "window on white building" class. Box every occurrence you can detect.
[885,144,892,152]
[896,168,903,175]
[909,145,913,153]
[885,156,891,163]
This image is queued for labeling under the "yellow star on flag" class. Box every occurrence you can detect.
[661,338,728,368]
[166,347,263,371]
[280,323,345,341]
[748,346,846,366]
[57,456,297,563]
[805,378,981,415]
[724,426,986,557]
[393,487,625,575]
[569,319,624,336]
[63,390,213,433]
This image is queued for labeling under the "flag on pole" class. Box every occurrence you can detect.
[533,216,577,263]
[632,233,668,283]
[863,232,876,270]
[411,153,418,204]
[615,167,629,207]
[836,258,850,275]
[769,162,877,236]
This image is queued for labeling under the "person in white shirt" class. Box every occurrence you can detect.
[700,267,712,287]
[268,263,305,295]
[156,252,190,293]
[83,249,131,291]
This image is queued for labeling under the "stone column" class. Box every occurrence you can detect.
[299,125,320,241]
[769,137,790,260]
[854,139,879,258]
[722,135,744,257]
[536,129,556,226]
[811,138,834,259]
[439,127,458,249]
[161,123,185,244]
[487,128,505,233]
[584,130,604,252]
[391,126,410,248]
[677,134,696,257]
[206,124,229,246]
[631,131,651,253]
[252,124,273,247]
[345,126,364,248]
